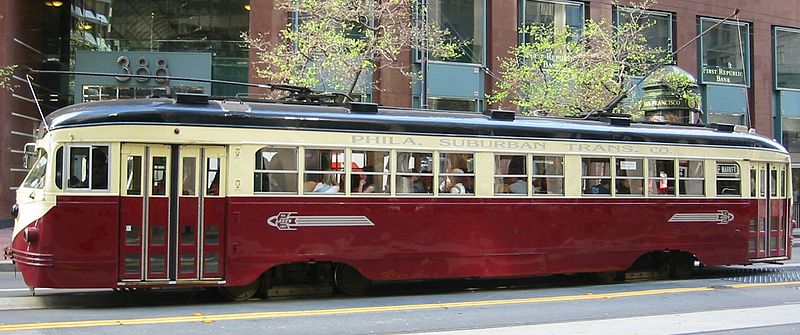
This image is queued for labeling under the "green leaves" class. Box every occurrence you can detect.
[490,1,681,117]
[0,64,17,91]
[247,0,459,97]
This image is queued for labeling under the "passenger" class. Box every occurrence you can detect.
[590,179,611,194]
[504,176,527,194]
[354,166,375,193]
[532,177,547,194]
[440,168,466,194]
[207,173,220,195]
[616,179,631,194]
[313,174,340,193]
[407,168,427,193]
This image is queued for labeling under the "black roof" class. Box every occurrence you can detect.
[44,98,787,153]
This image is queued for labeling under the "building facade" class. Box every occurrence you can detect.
[1,0,800,225]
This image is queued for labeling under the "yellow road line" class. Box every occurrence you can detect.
[0,282,798,332]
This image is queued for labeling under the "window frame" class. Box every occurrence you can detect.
[254,146,299,195]
[773,26,800,91]
[63,144,111,192]
[716,161,742,197]
[699,17,751,87]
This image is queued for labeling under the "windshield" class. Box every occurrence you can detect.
[22,150,48,189]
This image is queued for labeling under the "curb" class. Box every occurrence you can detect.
[0,260,15,272]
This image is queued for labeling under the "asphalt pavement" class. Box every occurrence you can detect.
[1,227,12,272]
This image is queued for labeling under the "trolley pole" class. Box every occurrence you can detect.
[420,0,429,109]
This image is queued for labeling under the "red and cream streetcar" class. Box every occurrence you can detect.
[5,91,794,299]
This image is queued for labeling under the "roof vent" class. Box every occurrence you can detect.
[176,93,209,105]
[483,109,515,121]
[347,102,379,114]
[709,123,735,133]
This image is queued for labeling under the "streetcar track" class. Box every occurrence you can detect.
[0,281,799,332]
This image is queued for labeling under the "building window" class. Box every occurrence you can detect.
[700,18,750,86]
[428,97,478,112]
[429,0,484,63]
[774,27,800,90]
[519,0,584,43]
[614,7,673,60]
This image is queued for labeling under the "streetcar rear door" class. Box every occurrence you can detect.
[177,145,227,281]
[751,162,788,259]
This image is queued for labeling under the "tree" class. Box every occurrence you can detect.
[489,1,694,116]
[0,65,17,91]
[245,0,460,97]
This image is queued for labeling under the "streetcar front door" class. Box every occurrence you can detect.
[119,144,226,283]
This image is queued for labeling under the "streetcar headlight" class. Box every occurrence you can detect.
[23,227,39,243]
[11,203,19,219]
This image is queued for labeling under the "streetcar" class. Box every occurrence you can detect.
[5,91,794,300]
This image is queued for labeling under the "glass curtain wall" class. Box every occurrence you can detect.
[775,28,800,164]
[518,0,584,43]
[429,0,483,64]
[699,18,751,125]
[70,0,250,97]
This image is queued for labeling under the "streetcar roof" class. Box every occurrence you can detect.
[44,97,786,152]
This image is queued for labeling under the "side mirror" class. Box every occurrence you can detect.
[22,143,36,169]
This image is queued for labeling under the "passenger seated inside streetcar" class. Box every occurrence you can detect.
[313,173,340,193]
[439,168,466,194]
[353,166,375,193]
[589,179,611,194]
[207,173,220,195]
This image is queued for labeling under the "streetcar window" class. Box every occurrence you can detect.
[304,148,344,194]
[439,153,474,195]
[69,147,90,188]
[66,145,109,191]
[126,156,142,196]
[648,159,675,196]
[615,158,643,196]
[678,160,704,196]
[770,169,778,197]
[254,147,298,194]
[781,167,787,198]
[22,149,47,189]
[152,157,167,196]
[582,157,611,195]
[495,155,527,195]
[182,157,196,196]
[351,150,390,194]
[533,155,564,195]
[716,161,741,196]
[55,147,63,189]
[396,151,433,194]
[206,157,221,196]
[750,168,757,197]
[91,146,109,189]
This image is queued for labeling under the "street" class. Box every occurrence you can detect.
[0,247,798,334]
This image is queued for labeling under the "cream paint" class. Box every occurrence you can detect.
[12,123,791,240]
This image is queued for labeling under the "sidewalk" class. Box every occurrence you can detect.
[1,227,15,272]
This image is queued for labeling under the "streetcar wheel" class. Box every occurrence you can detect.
[220,280,260,301]
[334,264,370,296]
[669,253,695,279]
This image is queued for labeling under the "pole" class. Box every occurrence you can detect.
[420,0,429,109]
